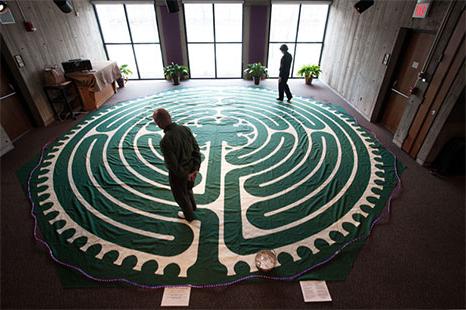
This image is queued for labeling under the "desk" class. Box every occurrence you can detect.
[66,61,121,111]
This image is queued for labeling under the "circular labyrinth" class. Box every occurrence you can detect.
[29,86,399,286]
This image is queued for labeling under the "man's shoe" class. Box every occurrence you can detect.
[276,98,284,101]
[177,211,185,219]
[287,97,293,103]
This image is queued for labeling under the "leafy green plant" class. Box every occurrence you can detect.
[119,64,133,80]
[297,64,321,78]
[164,63,189,80]
[244,63,268,85]
[244,63,268,79]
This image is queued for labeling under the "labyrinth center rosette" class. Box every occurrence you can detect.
[29,87,399,286]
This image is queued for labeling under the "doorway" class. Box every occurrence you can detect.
[0,56,33,142]
[380,30,435,134]
[402,10,465,157]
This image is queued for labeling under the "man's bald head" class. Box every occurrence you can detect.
[153,108,172,129]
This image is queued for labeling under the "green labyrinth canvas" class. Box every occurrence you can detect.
[27,87,401,286]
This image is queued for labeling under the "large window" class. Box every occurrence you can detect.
[184,3,243,78]
[267,3,329,78]
[94,3,164,79]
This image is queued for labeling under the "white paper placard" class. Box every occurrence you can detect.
[299,281,332,302]
[161,287,191,307]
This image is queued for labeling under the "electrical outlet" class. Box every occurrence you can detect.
[383,53,391,66]
[14,55,25,68]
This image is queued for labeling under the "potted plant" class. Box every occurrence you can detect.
[117,64,133,88]
[297,64,322,85]
[164,63,189,85]
[244,63,268,85]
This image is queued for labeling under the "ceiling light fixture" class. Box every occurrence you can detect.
[0,1,8,13]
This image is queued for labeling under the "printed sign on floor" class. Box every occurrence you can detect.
[300,281,332,302]
[161,287,191,307]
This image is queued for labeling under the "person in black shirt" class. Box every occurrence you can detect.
[277,44,293,103]
[153,108,201,222]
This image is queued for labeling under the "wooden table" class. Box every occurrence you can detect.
[66,61,121,111]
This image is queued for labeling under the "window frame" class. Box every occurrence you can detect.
[93,2,166,80]
[267,3,330,79]
[183,2,244,79]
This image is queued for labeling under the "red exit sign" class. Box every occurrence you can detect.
[413,2,431,18]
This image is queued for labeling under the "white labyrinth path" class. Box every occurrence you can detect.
[31,87,392,286]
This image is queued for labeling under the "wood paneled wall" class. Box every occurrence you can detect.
[0,0,106,126]
[320,0,450,120]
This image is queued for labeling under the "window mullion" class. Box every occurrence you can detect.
[92,4,110,60]
[123,4,141,79]
[291,3,302,78]
[212,3,217,79]
[153,2,166,68]
[318,5,331,66]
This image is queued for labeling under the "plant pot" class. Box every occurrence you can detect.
[117,77,125,88]
[172,75,180,86]
[253,76,260,85]
[305,76,313,85]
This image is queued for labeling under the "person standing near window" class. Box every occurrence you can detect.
[277,44,293,103]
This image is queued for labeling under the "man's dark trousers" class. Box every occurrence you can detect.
[169,172,197,221]
[278,77,292,100]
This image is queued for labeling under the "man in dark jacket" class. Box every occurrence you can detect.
[153,108,201,222]
[277,44,293,103]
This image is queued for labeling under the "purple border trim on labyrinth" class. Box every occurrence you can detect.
[26,113,403,290]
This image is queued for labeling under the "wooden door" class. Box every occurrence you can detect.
[403,11,465,157]
[0,58,33,141]
[381,31,435,133]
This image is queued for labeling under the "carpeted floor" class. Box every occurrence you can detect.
[1,79,464,308]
